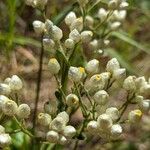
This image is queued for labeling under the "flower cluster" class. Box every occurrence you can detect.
[0,75,31,147]
[38,111,76,144]
[0,0,149,149]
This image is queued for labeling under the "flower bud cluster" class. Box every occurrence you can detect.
[0,75,23,95]
[87,107,122,139]
[0,75,31,119]
[0,125,11,148]
[37,111,76,145]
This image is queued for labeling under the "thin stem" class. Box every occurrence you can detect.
[32,35,44,133]
[94,10,114,30]
[74,82,88,117]
[13,116,34,138]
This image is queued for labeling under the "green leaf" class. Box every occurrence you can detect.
[105,48,138,75]
[111,31,150,54]
[0,33,41,48]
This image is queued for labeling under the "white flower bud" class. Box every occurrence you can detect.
[69,29,81,43]
[64,38,75,49]
[48,58,60,75]
[46,130,59,143]
[104,39,110,46]
[106,58,120,73]
[89,39,98,50]
[33,20,45,34]
[63,125,76,138]
[0,134,11,148]
[111,124,122,138]
[44,19,53,33]
[57,111,69,124]
[112,68,126,80]
[113,10,127,21]
[4,78,11,85]
[89,74,106,92]
[94,90,109,105]
[0,84,11,95]
[87,121,98,133]
[81,30,93,42]
[0,125,5,134]
[68,66,82,82]
[100,72,111,84]
[17,104,31,119]
[59,135,67,145]
[106,107,119,121]
[123,76,136,92]
[65,11,77,26]
[43,38,55,51]
[139,83,150,96]
[119,1,129,9]
[38,113,52,126]
[51,25,63,41]
[2,100,18,116]
[85,59,99,75]
[132,95,143,103]
[110,22,121,30]
[138,100,150,113]
[85,15,94,28]
[70,18,83,32]
[66,94,79,107]
[97,114,113,130]
[108,0,119,9]
[135,76,146,90]
[9,75,23,91]
[78,67,86,80]
[98,8,108,21]
[0,95,9,111]
[128,109,142,123]
[50,117,66,132]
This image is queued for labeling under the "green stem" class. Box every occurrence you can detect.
[13,116,34,138]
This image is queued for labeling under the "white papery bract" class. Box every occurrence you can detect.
[106,58,120,73]
[106,107,119,122]
[97,114,113,131]
[110,124,122,138]
[2,100,18,116]
[94,90,109,105]
[81,30,93,42]
[128,109,142,123]
[0,84,11,95]
[98,8,108,21]
[48,58,60,75]
[46,130,59,143]
[33,20,45,34]
[87,121,98,133]
[9,75,23,91]
[66,94,79,107]
[59,135,67,145]
[70,18,83,32]
[138,100,150,113]
[65,11,77,26]
[50,117,66,132]
[57,111,69,124]
[38,113,52,126]
[65,38,75,49]
[85,59,99,75]
[0,95,9,111]
[69,29,81,43]
[17,104,31,119]
[62,125,76,138]
[0,134,11,148]
[123,76,136,92]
